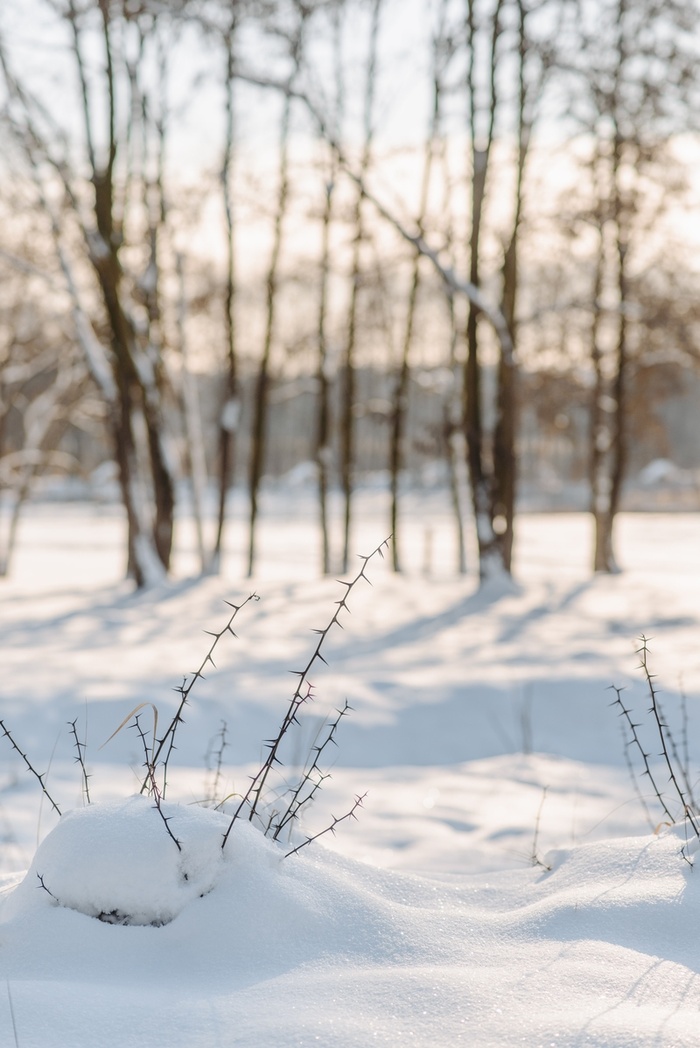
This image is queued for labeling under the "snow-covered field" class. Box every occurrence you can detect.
[1,496,700,1047]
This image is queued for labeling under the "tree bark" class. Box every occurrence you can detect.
[340,0,382,572]
[247,75,295,576]
[213,19,240,572]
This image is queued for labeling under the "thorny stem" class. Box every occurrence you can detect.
[284,793,367,858]
[69,718,91,805]
[133,715,181,852]
[142,592,258,796]
[204,720,229,806]
[617,713,654,830]
[272,700,352,841]
[611,684,675,825]
[221,538,389,849]
[655,686,696,811]
[637,636,700,840]
[680,679,692,800]
[0,720,62,816]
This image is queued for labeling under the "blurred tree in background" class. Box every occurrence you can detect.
[0,0,698,585]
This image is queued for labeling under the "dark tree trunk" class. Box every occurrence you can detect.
[213,21,239,572]
[247,87,293,577]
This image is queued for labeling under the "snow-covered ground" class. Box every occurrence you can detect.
[1,496,700,1046]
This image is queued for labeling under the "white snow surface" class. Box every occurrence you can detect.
[1,499,700,1046]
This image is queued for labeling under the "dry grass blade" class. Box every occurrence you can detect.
[99,703,159,752]
[6,979,19,1048]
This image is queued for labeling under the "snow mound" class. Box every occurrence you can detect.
[7,796,227,926]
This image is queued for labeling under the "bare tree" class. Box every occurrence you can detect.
[246,3,308,576]
[389,0,454,572]
[312,3,346,575]
[212,7,242,573]
[563,0,700,571]
[338,0,382,573]
[460,0,545,581]
[0,1,186,585]
[0,291,92,575]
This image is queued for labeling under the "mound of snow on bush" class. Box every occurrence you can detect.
[5,797,227,926]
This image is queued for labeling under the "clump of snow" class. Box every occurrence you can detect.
[6,797,227,926]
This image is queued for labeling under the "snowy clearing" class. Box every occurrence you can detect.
[1,500,700,1046]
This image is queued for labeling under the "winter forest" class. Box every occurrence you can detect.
[2,2,700,1047]
[1,0,699,585]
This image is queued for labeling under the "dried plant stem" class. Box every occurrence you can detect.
[679,679,692,796]
[133,715,181,852]
[144,593,258,796]
[617,716,654,830]
[637,636,700,839]
[611,684,674,825]
[284,793,367,858]
[6,979,19,1048]
[0,720,61,816]
[36,872,58,900]
[222,538,388,849]
[530,786,551,870]
[69,718,91,805]
[204,720,229,806]
[272,700,352,841]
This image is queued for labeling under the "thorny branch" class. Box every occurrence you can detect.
[221,538,389,849]
[272,699,353,841]
[143,592,259,797]
[637,636,700,840]
[69,717,91,806]
[0,720,62,816]
[284,793,367,858]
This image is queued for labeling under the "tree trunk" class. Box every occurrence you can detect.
[340,0,382,572]
[315,174,334,575]
[247,87,293,577]
[213,21,239,572]
[390,42,442,573]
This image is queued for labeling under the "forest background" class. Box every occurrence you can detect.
[0,0,699,586]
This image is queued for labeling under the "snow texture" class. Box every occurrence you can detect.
[1,499,700,1046]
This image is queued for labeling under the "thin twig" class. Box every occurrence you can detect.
[36,872,58,901]
[146,593,258,796]
[680,677,690,783]
[6,979,19,1048]
[221,538,388,849]
[272,700,352,841]
[0,721,61,816]
[638,636,700,840]
[530,786,551,870]
[132,715,181,852]
[68,718,91,805]
[617,713,654,830]
[611,683,675,824]
[203,720,229,806]
[678,678,695,808]
[284,793,367,858]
